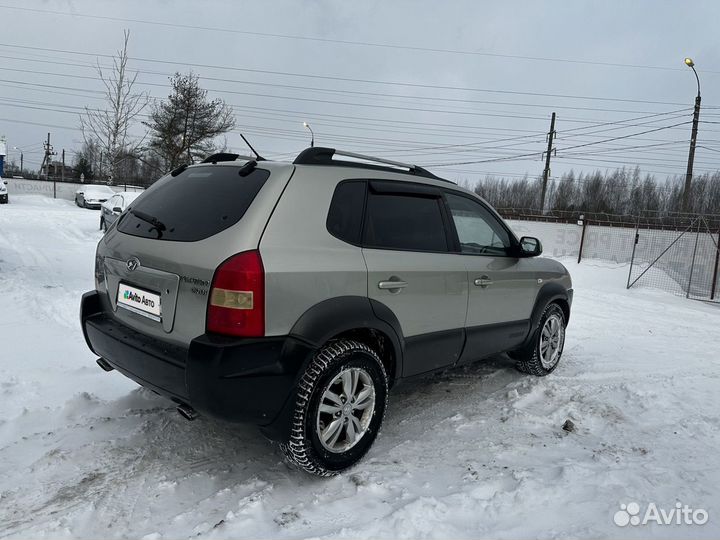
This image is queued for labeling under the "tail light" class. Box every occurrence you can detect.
[207,250,264,337]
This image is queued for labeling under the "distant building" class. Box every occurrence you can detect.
[0,137,6,177]
[48,159,75,181]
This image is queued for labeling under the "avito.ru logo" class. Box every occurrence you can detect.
[614,502,709,527]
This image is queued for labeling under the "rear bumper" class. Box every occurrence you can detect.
[80,291,313,430]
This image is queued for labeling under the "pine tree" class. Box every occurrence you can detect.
[144,72,235,170]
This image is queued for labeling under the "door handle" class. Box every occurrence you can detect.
[378,279,408,290]
[474,276,493,288]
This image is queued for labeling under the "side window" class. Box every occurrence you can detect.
[363,191,448,252]
[326,180,366,245]
[445,192,513,256]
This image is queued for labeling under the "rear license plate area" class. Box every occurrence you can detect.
[117,283,162,321]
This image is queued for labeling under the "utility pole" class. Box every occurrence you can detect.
[540,112,557,213]
[61,149,65,183]
[40,132,56,181]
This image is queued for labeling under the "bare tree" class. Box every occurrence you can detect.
[80,30,147,184]
[144,72,235,170]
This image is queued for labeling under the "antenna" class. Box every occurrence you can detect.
[240,134,265,161]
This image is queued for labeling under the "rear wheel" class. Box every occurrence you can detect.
[513,303,566,376]
[281,339,388,476]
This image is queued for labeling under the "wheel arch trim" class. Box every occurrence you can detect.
[524,282,571,346]
[287,295,405,382]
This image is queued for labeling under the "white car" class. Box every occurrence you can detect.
[99,191,142,231]
[75,185,116,209]
[0,177,7,204]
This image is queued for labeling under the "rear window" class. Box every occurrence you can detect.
[117,165,269,242]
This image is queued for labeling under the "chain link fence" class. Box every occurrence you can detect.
[498,208,720,303]
[627,214,720,302]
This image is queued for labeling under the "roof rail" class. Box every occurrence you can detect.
[293,147,450,182]
[201,152,256,164]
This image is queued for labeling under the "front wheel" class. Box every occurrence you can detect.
[513,303,566,376]
[281,340,388,476]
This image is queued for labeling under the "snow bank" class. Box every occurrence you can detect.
[1,195,719,539]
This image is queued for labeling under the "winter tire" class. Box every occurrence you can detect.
[513,303,566,376]
[281,339,388,476]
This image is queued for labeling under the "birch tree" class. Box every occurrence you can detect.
[80,30,147,184]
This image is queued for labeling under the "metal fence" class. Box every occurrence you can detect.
[497,208,720,303]
[627,214,720,302]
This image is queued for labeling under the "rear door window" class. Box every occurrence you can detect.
[362,188,449,252]
[117,165,269,242]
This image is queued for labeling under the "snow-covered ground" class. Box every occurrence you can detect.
[1,195,719,539]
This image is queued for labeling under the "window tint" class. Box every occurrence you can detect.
[326,180,366,244]
[363,191,448,252]
[117,165,269,242]
[445,193,512,256]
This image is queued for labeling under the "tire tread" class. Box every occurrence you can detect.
[281,339,387,476]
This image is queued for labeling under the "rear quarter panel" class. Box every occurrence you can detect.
[260,166,368,336]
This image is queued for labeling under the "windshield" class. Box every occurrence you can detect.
[116,165,269,242]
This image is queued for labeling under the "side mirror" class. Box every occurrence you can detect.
[519,236,542,257]
[112,206,122,213]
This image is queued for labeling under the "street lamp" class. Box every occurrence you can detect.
[303,122,314,147]
[682,57,701,212]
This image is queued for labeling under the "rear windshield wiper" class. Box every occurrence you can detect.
[130,209,167,232]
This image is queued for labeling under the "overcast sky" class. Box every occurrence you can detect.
[1,0,720,185]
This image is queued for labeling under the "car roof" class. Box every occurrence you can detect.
[185,155,483,202]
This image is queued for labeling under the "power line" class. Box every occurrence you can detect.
[558,140,687,157]
[555,155,720,174]
[1,4,717,76]
[0,52,693,116]
[2,65,697,126]
[423,121,692,167]
[0,42,694,106]
[383,109,693,157]
[558,122,693,153]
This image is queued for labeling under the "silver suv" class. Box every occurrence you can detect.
[80,148,573,476]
